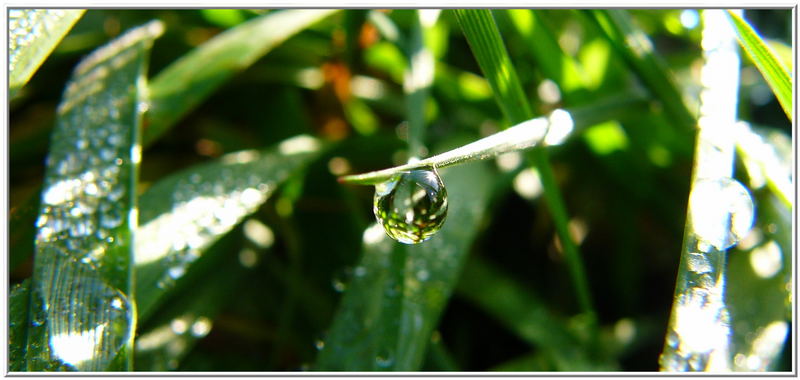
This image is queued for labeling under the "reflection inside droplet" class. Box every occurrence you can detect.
[689,177,755,251]
[373,167,447,244]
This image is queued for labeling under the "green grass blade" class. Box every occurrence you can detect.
[9,9,85,97]
[9,280,32,371]
[453,10,531,123]
[144,9,338,147]
[456,256,606,371]
[727,11,793,122]
[134,135,323,322]
[736,123,793,209]
[10,194,40,271]
[506,9,590,100]
[727,190,791,371]
[585,9,695,131]
[404,10,437,159]
[134,231,246,370]
[453,9,595,323]
[316,140,496,371]
[24,21,163,371]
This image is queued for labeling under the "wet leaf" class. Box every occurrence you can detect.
[23,20,163,371]
[135,135,324,322]
[9,9,85,97]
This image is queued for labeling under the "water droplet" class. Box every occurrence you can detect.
[689,177,755,251]
[416,269,430,281]
[375,349,394,368]
[373,167,448,244]
[314,339,325,350]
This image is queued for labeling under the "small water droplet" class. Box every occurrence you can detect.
[332,278,347,293]
[416,269,430,281]
[689,177,755,251]
[666,330,679,348]
[373,167,448,244]
[375,349,394,368]
[314,339,325,350]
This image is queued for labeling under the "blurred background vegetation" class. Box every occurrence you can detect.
[9,8,792,371]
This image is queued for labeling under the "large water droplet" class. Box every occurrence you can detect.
[689,177,755,251]
[373,167,447,244]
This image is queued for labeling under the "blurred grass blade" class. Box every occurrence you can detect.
[404,10,437,159]
[24,21,163,371]
[660,10,745,372]
[135,135,323,322]
[457,256,605,371]
[10,194,40,271]
[135,231,245,370]
[144,9,338,147]
[9,280,32,371]
[727,11,793,122]
[9,9,85,97]
[316,140,496,371]
[735,123,792,208]
[585,9,695,130]
[454,9,594,324]
[506,9,590,101]
[727,190,791,371]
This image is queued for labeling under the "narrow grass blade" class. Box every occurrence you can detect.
[585,9,695,131]
[660,10,746,372]
[24,21,163,371]
[456,256,607,371]
[727,11,793,122]
[144,9,338,147]
[454,9,594,322]
[9,9,85,97]
[134,135,323,322]
[316,140,496,371]
[404,10,438,159]
[505,9,590,101]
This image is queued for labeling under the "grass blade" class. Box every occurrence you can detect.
[727,11,793,122]
[134,135,323,322]
[9,280,32,371]
[339,90,646,185]
[456,256,607,371]
[317,139,496,371]
[585,9,695,131]
[24,21,163,371]
[727,190,791,371]
[453,9,595,324]
[144,9,338,147]
[404,10,438,159]
[134,231,246,370]
[505,9,591,101]
[9,9,85,97]
[660,10,747,372]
